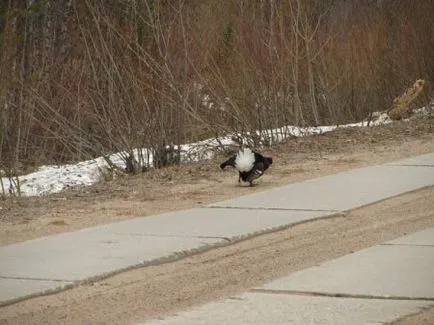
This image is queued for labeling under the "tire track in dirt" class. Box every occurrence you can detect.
[1,187,434,325]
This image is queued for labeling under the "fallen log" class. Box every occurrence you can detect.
[387,79,425,120]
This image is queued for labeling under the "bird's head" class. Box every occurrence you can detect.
[266,157,273,165]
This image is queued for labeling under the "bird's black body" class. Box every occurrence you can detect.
[220,148,273,186]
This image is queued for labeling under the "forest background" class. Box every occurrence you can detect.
[0,0,432,171]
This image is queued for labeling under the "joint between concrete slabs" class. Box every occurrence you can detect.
[250,289,434,302]
[380,243,434,248]
[0,276,68,282]
[205,206,338,213]
[391,164,434,168]
[100,232,232,242]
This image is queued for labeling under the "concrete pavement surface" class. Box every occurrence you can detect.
[140,294,428,325]
[139,228,434,325]
[1,153,433,312]
[386,152,434,166]
[210,161,434,211]
[260,228,434,299]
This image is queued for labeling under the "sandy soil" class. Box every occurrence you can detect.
[1,119,434,246]
[1,186,433,325]
[392,306,434,325]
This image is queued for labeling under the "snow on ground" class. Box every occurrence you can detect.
[1,112,392,197]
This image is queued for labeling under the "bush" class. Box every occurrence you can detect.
[0,0,432,169]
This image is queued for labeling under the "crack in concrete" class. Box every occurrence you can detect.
[250,288,434,302]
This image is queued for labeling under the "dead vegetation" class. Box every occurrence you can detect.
[0,1,433,173]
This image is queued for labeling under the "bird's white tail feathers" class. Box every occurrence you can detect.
[235,148,255,172]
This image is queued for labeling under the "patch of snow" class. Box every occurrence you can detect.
[413,103,434,118]
[1,112,393,197]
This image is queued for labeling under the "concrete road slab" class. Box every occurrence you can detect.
[385,228,434,246]
[0,278,72,305]
[2,154,433,306]
[0,232,219,282]
[260,244,434,299]
[386,152,434,166]
[139,292,431,325]
[91,208,333,238]
[210,164,434,211]
[0,208,333,304]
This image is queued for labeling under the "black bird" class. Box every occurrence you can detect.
[220,148,273,186]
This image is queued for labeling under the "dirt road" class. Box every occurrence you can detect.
[1,186,433,325]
